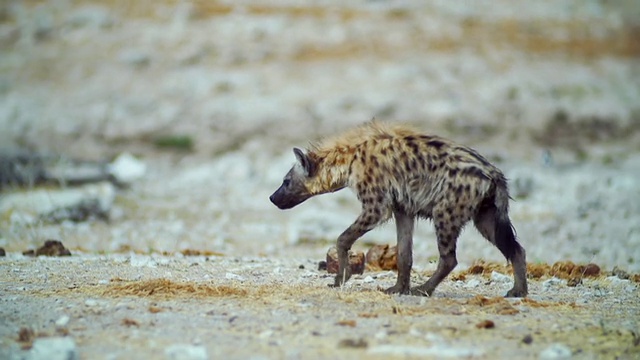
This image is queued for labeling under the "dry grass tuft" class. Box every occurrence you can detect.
[104,279,248,298]
[466,295,519,315]
[462,260,603,283]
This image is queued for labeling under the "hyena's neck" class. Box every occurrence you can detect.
[308,147,355,195]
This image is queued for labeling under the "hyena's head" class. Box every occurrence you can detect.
[269,148,318,210]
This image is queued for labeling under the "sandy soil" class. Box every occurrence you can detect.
[1,254,639,359]
[1,1,640,359]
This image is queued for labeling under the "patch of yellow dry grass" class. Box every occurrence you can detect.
[104,278,248,298]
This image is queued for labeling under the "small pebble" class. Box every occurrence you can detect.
[464,279,481,288]
[29,337,78,360]
[606,276,630,287]
[55,315,70,328]
[164,344,208,360]
[225,273,245,281]
[542,277,565,290]
[490,271,511,283]
[338,338,368,349]
[539,343,572,359]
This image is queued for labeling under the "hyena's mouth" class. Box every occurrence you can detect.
[269,189,311,210]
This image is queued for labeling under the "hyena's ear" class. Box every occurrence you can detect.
[293,147,316,176]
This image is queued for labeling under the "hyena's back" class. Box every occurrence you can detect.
[349,132,497,219]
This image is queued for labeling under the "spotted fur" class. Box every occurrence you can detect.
[270,121,527,297]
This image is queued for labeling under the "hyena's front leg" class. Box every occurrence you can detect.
[332,209,383,288]
[384,210,414,295]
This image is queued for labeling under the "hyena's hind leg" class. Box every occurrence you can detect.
[474,203,528,297]
[411,208,461,297]
[384,210,414,295]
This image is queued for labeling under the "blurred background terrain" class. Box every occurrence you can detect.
[1,0,639,271]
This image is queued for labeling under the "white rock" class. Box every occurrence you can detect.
[29,337,78,360]
[606,276,630,287]
[375,271,397,279]
[539,343,572,359]
[408,327,422,337]
[575,297,589,305]
[424,332,445,343]
[374,330,388,340]
[55,315,70,327]
[368,344,483,358]
[491,271,512,283]
[118,50,151,68]
[67,6,115,29]
[9,211,36,225]
[464,279,481,288]
[164,344,208,360]
[363,275,375,283]
[108,153,146,185]
[84,299,98,307]
[225,272,245,281]
[0,182,115,223]
[130,255,157,268]
[543,277,566,290]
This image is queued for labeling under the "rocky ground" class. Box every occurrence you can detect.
[1,0,640,359]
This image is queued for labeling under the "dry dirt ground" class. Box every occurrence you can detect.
[1,1,640,359]
[1,254,639,359]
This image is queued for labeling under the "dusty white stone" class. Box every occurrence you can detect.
[543,277,566,290]
[464,279,481,288]
[130,255,158,268]
[225,272,245,281]
[108,153,146,185]
[55,315,70,327]
[368,344,483,358]
[118,50,151,67]
[374,330,388,340]
[164,344,208,360]
[539,343,572,359]
[606,276,631,287]
[29,337,78,360]
[0,182,115,223]
[67,5,115,29]
[491,271,512,283]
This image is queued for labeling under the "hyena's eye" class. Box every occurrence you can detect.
[283,179,291,187]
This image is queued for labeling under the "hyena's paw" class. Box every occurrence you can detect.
[329,274,349,288]
[409,285,434,297]
[331,269,352,288]
[505,285,528,298]
[383,284,410,295]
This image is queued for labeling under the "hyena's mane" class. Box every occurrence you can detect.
[309,121,420,156]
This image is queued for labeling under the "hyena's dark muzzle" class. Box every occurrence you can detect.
[269,182,312,210]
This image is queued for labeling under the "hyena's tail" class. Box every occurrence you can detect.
[492,175,521,262]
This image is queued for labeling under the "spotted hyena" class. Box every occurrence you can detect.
[270,121,527,297]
